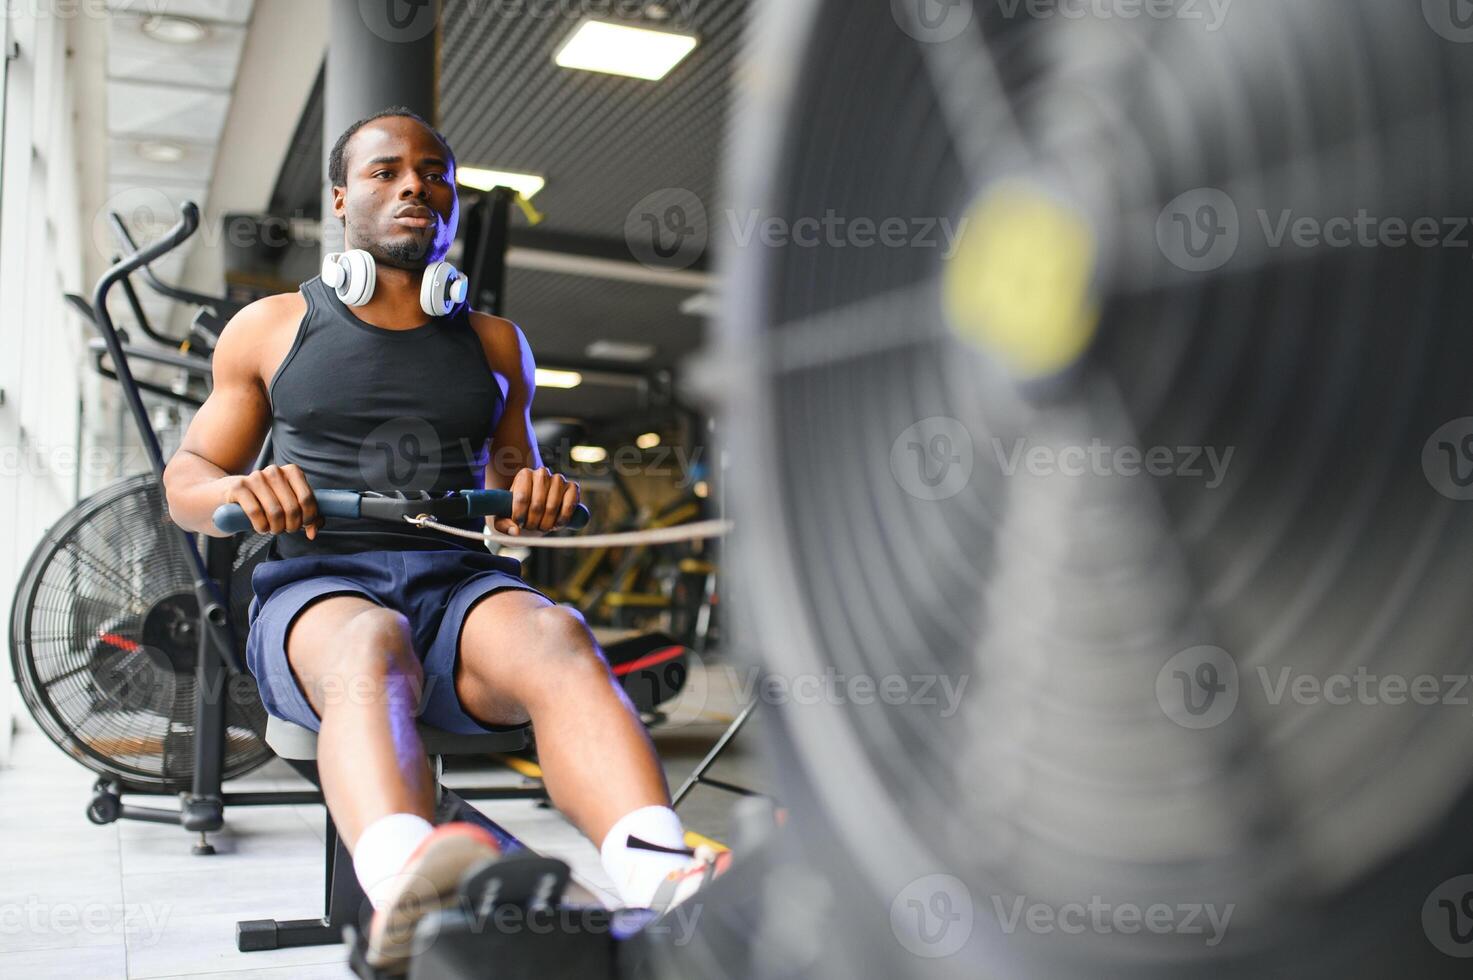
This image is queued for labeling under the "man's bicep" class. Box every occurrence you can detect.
[176,382,272,475]
[173,313,272,475]
[478,314,541,489]
[484,391,541,489]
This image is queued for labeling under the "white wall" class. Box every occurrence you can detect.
[0,8,109,765]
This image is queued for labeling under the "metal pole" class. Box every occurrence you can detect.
[321,0,441,256]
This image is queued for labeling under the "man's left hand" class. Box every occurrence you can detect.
[494,467,582,535]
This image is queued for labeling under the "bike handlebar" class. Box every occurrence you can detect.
[211,489,592,536]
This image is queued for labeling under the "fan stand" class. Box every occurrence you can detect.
[81,530,310,853]
[68,206,329,851]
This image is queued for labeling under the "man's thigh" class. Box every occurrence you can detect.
[285,593,390,717]
[447,589,557,727]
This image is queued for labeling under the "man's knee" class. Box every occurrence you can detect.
[337,607,420,675]
[524,605,609,686]
[293,606,422,712]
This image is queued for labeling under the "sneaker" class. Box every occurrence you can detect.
[647,844,734,912]
[365,822,501,973]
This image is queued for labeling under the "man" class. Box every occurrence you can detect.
[163,108,720,971]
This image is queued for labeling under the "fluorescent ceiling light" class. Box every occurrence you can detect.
[141,15,209,44]
[457,167,546,199]
[535,369,583,389]
[571,445,609,464]
[135,140,185,164]
[554,19,698,81]
[586,339,656,363]
[636,432,660,450]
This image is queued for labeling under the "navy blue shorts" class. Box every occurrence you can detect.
[245,549,549,734]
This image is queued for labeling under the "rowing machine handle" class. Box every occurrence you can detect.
[456,489,590,530]
[211,489,590,534]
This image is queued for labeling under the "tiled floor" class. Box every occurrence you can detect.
[0,659,766,978]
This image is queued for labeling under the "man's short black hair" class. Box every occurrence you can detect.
[327,106,456,188]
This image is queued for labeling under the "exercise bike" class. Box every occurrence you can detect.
[9,203,303,852]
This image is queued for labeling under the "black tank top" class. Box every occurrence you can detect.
[266,276,503,559]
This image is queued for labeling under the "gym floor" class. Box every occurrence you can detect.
[0,658,766,979]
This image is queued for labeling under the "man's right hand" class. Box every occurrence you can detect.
[221,464,324,539]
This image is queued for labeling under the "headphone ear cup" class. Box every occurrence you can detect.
[321,253,346,289]
[338,249,376,306]
[450,275,469,306]
[420,261,461,317]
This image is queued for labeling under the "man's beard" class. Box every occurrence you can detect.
[376,234,435,268]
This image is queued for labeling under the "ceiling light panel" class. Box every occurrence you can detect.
[554,18,698,81]
[110,16,248,89]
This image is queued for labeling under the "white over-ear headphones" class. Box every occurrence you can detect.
[321,249,470,317]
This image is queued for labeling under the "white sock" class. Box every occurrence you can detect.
[353,813,435,910]
[599,805,691,908]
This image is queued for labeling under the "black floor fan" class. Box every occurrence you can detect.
[8,203,321,852]
[649,2,1473,978]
